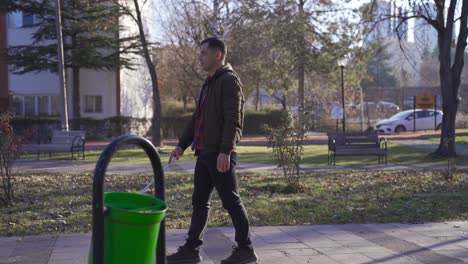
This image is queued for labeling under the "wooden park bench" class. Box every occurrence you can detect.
[327,131,388,166]
[23,130,86,159]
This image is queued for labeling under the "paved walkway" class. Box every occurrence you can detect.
[15,158,468,175]
[1,222,468,264]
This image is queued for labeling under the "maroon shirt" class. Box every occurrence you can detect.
[192,77,210,151]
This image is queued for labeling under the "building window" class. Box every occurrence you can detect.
[51,96,60,116]
[84,95,103,113]
[7,11,36,28]
[7,12,22,29]
[24,96,35,115]
[22,12,34,27]
[10,95,60,116]
[11,95,23,115]
[38,96,49,116]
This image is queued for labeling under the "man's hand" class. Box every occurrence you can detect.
[170,146,184,161]
[217,153,230,173]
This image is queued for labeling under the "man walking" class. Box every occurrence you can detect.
[167,37,258,264]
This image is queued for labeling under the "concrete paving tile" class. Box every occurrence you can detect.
[424,244,466,251]
[166,229,188,235]
[364,254,423,264]
[0,237,21,246]
[0,247,15,257]
[327,233,370,241]
[434,249,468,259]
[48,252,76,261]
[0,257,16,264]
[347,246,396,254]
[452,239,468,249]
[255,231,299,243]
[290,255,339,264]
[336,240,380,247]
[21,235,57,242]
[10,255,49,264]
[260,242,310,250]
[256,249,291,263]
[316,246,360,255]
[310,225,349,235]
[278,248,320,256]
[52,246,87,254]
[216,231,270,247]
[3,222,468,264]
[302,238,343,248]
[251,226,282,233]
[165,234,186,242]
[418,231,466,238]
[199,249,215,264]
[327,253,374,263]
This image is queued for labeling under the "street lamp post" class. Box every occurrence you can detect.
[337,57,348,132]
[55,0,69,131]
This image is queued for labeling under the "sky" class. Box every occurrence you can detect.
[151,0,460,45]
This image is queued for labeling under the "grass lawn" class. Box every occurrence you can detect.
[2,169,468,237]
[429,135,468,146]
[21,142,468,167]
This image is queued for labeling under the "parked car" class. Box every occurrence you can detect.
[377,101,400,111]
[374,109,443,133]
[357,101,377,111]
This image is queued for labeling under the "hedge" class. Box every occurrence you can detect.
[11,109,288,142]
[161,109,287,138]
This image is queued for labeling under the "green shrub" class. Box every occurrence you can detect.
[161,109,287,138]
[243,109,287,135]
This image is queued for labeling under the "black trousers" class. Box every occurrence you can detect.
[186,151,252,249]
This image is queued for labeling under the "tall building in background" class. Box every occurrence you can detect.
[365,0,409,44]
[413,2,438,53]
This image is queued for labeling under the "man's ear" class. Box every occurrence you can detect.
[216,51,222,60]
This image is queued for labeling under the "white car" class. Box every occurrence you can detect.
[377,101,400,111]
[375,109,443,133]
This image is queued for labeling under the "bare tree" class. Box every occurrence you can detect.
[371,0,468,156]
[113,0,163,146]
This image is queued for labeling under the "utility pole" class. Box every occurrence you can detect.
[55,0,69,131]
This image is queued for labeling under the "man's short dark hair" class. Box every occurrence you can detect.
[200,37,227,59]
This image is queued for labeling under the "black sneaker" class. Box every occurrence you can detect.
[167,244,202,264]
[221,245,258,264]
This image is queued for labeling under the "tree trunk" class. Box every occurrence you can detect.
[281,94,287,110]
[213,0,219,37]
[183,95,188,112]
[436,100,458,156]
[433,0,468,157]
[297,0,305,120]
[255,81,260,111]
[132,0,161,146]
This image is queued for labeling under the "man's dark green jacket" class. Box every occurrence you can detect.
[177,63,245,154]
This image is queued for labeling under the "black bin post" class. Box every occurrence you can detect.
[92,134,166,264]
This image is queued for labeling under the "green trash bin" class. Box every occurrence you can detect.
[88,191,168,264]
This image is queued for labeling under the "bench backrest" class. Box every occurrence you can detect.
[51,130,86,145]
[327,132,379,146]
